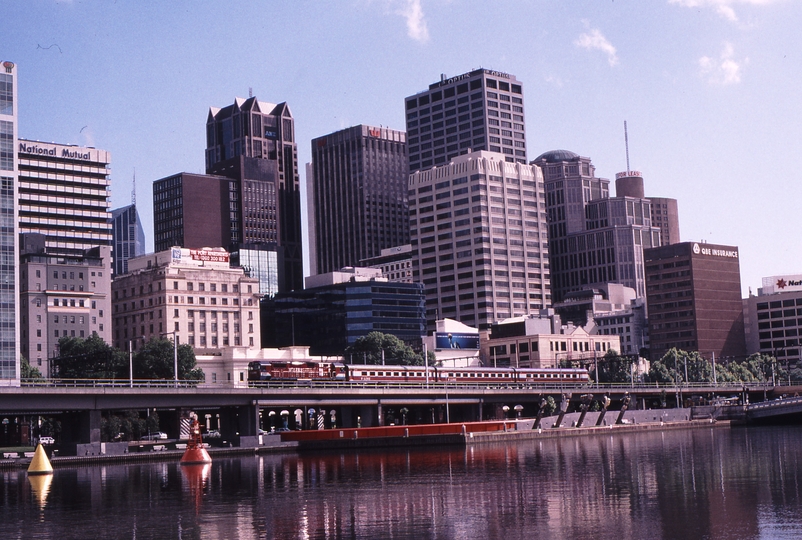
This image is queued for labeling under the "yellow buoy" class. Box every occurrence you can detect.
[27,444,54,475]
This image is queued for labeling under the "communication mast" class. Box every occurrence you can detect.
[131,169,136,206]
[624,120,630,175]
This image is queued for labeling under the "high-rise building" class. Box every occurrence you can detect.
[17,139,112,258]
[408,151,550,332]
[111,203,146,276]
[405,69,526,174]
[616,170,681,246]
[743,275,802,370]
[532,150,662,303]
[205,97,303,292]
[645,241,746,361]
[20,233,112,376]
[153,172,229,252]
[0,60,19,383]
[647,196,680,246]
[309,125,409,275]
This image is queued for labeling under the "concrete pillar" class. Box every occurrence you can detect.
[377,401,383,427]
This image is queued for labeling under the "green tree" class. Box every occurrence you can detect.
[344,332,424,365]
[133,338,204,380]
[542,396,557,416]
[52,334,127,379]
[592,350,631,383]
[20,356,43,379]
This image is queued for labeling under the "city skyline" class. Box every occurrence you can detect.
[4,1,802,296]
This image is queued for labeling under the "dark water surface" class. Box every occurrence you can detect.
[2,426,802,539]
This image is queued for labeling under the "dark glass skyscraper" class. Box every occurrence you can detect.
[205,97,303,292]
[405,69,526,174]
[309,125,408,275]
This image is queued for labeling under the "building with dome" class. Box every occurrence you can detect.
[531,150,662,306]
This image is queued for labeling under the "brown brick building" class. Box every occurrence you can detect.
[645,242,746,362]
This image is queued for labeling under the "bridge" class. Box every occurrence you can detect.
[0,379,798,454]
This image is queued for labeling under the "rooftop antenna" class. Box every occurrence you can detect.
[131,168,136,206]
[249,87,253,98]
[624,120,630,174]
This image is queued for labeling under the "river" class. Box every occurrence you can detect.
[2,425,802,539]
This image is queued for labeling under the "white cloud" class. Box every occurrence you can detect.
[669,0,781,23]
[397,0,429,43]
[574,24,619,67]
[544,74,565,88]
[698,42,748,84]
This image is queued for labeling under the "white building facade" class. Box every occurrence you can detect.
[112,248,262,359]
[408,151,550,333]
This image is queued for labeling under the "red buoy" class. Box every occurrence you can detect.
[180,418,212,465]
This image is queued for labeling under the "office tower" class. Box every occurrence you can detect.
[20,233,111,376]
[645,241,746,361]
[744,275,802,370]
[532,150,662,303]
[405,69,526,174]
[153,172,229,252]
[205,97,303,292]
[111,247,262,353]
[616,170,680,246]
[111,203,146,276]
[647,196,680,246]
[408,151,550,332]
[17,139,112,257]
[0,60,19,382]
[309,125,409,275]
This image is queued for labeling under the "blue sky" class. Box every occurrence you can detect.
[4,0,801,296]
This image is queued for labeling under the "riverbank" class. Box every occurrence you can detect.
[0,410,726,468]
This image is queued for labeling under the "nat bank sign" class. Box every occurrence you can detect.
[19,142,92,161]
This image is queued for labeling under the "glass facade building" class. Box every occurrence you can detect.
[0,60,18,382]
[111,203,146,276]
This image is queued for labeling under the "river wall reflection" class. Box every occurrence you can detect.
[1,426,802,539]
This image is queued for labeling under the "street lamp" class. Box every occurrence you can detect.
[161,331,179,388]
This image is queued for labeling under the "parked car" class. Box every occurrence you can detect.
[205,430,221,439]
[38,436,55,445]
[143,432,168,440]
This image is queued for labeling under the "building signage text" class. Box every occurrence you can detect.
[692,243,738,258]
[190,249,230,263]
[19,143,91,161]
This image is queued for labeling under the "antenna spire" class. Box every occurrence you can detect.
[131,169,136,206]
[624,121,630,174]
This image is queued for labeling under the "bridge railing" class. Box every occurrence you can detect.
[20,378,201,389]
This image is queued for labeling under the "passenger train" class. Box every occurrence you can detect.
[247,360,590,385]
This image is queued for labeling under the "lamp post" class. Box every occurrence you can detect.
[161,331,179,388]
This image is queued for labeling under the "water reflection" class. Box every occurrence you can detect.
[0,426,801,539]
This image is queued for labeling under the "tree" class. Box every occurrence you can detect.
[52,334,127,379]
[592,350,631,383]
[344,332,424,365]
[20,356,43,379]
[133,338,204,380]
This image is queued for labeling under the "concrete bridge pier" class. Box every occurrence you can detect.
[60,410,102,456]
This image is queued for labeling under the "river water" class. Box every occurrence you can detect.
[2,425,802,539]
